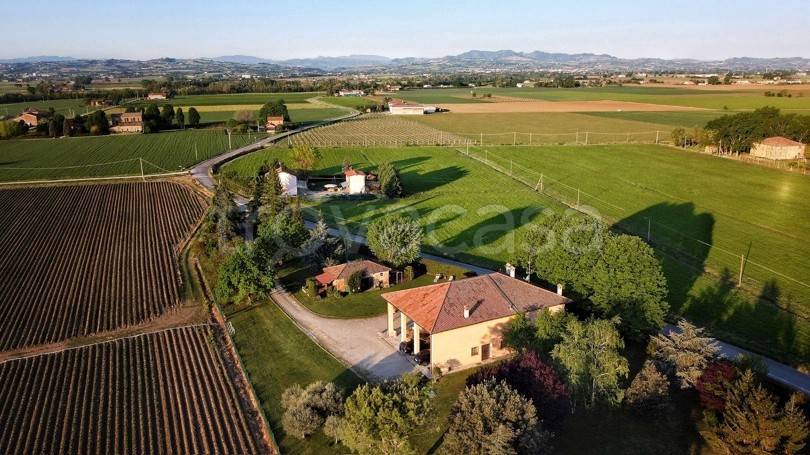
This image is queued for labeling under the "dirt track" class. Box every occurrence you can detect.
[440,99,705,113]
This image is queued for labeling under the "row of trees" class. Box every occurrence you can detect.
[672,107,810,153]
[140,103,200,133]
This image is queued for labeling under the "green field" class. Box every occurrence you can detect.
[396,86,810,110]
[224,144,810,366]
[411,112,677,136]
[194,107,346,125]
[319,96,382,108]
[160,92,322,106]
[0,98,94,116]
[0,130,266,181]
[583,110,727,128]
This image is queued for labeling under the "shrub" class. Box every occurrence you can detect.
[346,270,364,293]
[467,351,569,424]
[281,381,343,439]
[625,361,670,414]
[403,265,414,282]
[305,278,317,296]
[696,360,737,412]
[444,380,551,455]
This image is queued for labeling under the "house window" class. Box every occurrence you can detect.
[471,346,479,356]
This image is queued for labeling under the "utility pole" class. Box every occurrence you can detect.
[529,132,532,145]
[480,132,483,145]
[513,132,516,146]
[738,254,746,286]
[585,132,589,145]
[647,217,651,242]
[655,130,660,144]
[194,143,198,161]
[139,158,144,181]
[576,188,580,207]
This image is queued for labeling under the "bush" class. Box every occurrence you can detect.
[625,361,670,414]
[346,270,364,293]
[281,381,343,439]
[696,360,737,412]
[403,265,414,282]
[305,278,317,296]
[467,350,569,424]
[366,214,423,268]
[444,380,551,455]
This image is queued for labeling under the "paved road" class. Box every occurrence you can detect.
[270,286,417,381]
[188,111,810,394]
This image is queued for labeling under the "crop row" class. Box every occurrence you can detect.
[0,325,262,454]
[0,182,207,351]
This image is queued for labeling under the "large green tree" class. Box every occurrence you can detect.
[281,381,343,439]
[187,107,201,127]
[650,319,719,389]
[175,107,184,129]
[589,234,669,339]
[377,161,403,198]
[366,215,423,268]
[213,242,275,305]
[551,317,628,409]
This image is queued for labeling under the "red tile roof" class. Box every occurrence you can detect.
[344,168,366,177]
[315,260,391,285]
[760,136,804,147]
[382,273,570,333]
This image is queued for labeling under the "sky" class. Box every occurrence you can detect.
[3,0,809,61]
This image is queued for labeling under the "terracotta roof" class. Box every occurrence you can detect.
[382,273,570,333]
[316,260,391,285]
[759,136,804,147]
[344,168,366,177]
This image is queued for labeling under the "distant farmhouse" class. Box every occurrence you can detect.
[146,92,169,100]
[388,101,431,115]
[14,108,43,127]
[751,136,806,160]
[316,260,391,293]
[382,273,570,371]
[110,112,144,133]
[338,89,365,97]
[265,116,286,131]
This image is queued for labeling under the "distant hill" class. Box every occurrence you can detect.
[212,54,392,70]
[0,56,75,64]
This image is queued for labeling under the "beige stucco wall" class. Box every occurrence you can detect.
[430,304,565,371]
[751,143,804,160]
[110,124,143,133]
[333,271,389,292]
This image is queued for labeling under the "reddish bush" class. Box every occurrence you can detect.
[696,360,738,411]
[468,351,569,424]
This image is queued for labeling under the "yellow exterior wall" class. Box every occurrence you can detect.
[430,304,564,371]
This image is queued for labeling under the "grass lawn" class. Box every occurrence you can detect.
[583,110,728,128]
[224,144,810,366]
[278,258,471,319]
[411,112,676,137]
[398,86,810,110]
[229,300,362,454]
[0,129,265,181]
[0,98,93,116]
[319,96,384,108]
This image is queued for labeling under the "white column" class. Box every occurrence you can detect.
[400,313,408,343]
[387,303,396,337]
[413,324,421,354]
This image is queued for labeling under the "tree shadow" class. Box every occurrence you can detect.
[614,202,715,313]
[401,165,469,194]
[435,206,541,269]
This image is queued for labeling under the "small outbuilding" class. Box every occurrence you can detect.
[388,101,426,115]
[147,92,168,100]
[750,136,805,160]
[266,116,286,131]
[315,260,392,293]
[343,167,367,194]
[110,112,144,133]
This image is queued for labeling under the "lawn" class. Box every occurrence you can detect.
[392,90,488,104]
[229,300,362,455]
[397,86,810,110]
[319,96,384,108]
[194,106,347,125]
[278,258,470,319]
[149,92,322,106]
[583,110,727,128]
[0,129,266,181]
[0,98,94,116]
[224,144,810,366]
[410,112,677,138]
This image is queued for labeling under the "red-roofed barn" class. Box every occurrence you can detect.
[315,260,391,293]
[382,273,570,371]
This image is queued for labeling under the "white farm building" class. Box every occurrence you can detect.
[388,101,428,115]
[750,136,806,160]
[277,169,298,196]
[343,168,367,194]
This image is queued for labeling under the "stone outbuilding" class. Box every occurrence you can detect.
[750,136,805,160]
[315,260,392,293]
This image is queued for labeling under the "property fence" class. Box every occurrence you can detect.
[456,145,810,316]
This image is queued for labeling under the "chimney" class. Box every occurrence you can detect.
[556,283,564,296]
[463,305,470,319]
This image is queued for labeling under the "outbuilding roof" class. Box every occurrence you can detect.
[382,273,570,333]
[759,136,804,147]
[315,260,391,285]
